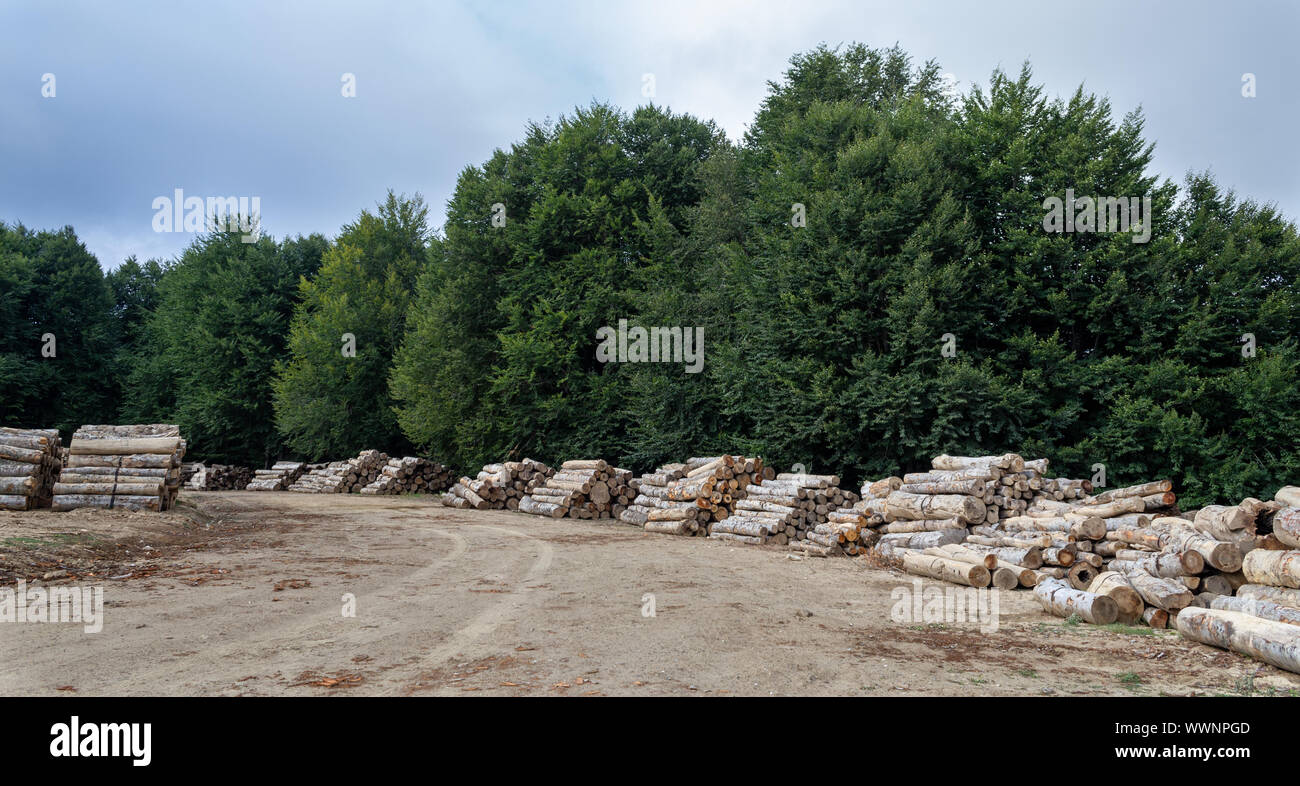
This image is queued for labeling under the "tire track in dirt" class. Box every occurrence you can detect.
[376,523,555,696]
[6,513,474,695]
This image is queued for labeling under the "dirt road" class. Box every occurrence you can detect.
[2,492,1297,696]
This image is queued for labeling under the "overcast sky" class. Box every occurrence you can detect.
[2,0,1296,269]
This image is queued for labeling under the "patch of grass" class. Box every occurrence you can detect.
[968,676,988,685]
[1118,671,1143,688]
[2,536,55,549]
[1062,614,1083,628]
[1098,622,1159,636]
[1015,668,1039,679]
[2,532,100,550]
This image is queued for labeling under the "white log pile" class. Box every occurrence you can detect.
[179,462,202,487]
[440,459,553,510]
[618,462,695,532]
[0,428,62,510]
[359,457,453,495]
[655,455,766,537]
[518,459,633,519]
[714,471,860,552]
[186,463,253,491]
[246,461,307,491]
[289,450,389,493]
[869,455,1300,670]
[52,424,185,511]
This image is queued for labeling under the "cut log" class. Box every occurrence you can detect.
[1087,572,1145,623]
[1236,584,1300,609]
[1175,607,1300,675]
[1274,487,1300,508]
[1122,569,1193,611]
[1241,549,1300,589]
[1273,508,1300,549]
[1209,595,1300,627]
[900,551,991,588]
[884,491,985,522]
[1033,579,1119,624]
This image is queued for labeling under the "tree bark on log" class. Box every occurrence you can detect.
[1209,595,1300,626]
[52,494,161,511]
[1087,572,1144,623]
[1236,584,1300,609]
[884,491,985,522]
[1175,607,1300,675]
[1274,487,1300,508]
[1241,549,1300,589]
[1033,578,1118,624]
[900,551,991,588]
[1121,569,1193,611]
[1272,508,1300,549]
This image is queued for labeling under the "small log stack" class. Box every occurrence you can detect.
[440,459,553,510]
[714,472,860,552]
[289,451,389,493]
[246,461,308,491]
[360,457,453,495]
[179,462,202,487]
[871,455,1300,667]
[518,460,633,519]
[187,463,254,491]
[0,428,62,510]
[648,455,768,537]
[619,462,697,531]
[52,424,185,511]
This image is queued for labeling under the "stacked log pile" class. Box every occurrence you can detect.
[187,463,253,491]
[440,459,553,510]
[624,455,767,537]
[52,424,185,511]
[179,462,202,487]
[360,457,453,495]
[618,463,692,529]
[289,451,389,493]
[0,428,62,510]
[713,472,861,553]
[518,460,633,519]
[246,461,308,491]
[289,461,346,492]
[869,456,1300,671]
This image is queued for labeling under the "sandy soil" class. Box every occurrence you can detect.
[2,491,1298,697]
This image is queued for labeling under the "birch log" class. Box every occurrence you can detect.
[1033,579,1118,624]
[900,551,991,588]
[1175,607,1300,675]
[1241,550,1300,589]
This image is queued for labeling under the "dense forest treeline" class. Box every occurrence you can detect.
[2,44,1297,506]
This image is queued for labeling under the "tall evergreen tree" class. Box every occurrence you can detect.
[122,226,327,465]
[273,192,431,459]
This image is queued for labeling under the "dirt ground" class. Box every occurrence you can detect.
[2,491,1298,697]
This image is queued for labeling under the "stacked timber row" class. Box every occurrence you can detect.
[187,463,253,491]
[289,461,347,492]
[643,455,767,537]
[360,457,453,495]
[179,462,202,487]
[868,455,1003,555]
[1171,487,1300,673]
[52,424,185,511]
[0,428,62,510]
[518,460,634,519]
[246,461,307,491]
[713,472,861,553]
[618,462,696,530]
[289,451,389,493]
[440,459,553,510]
